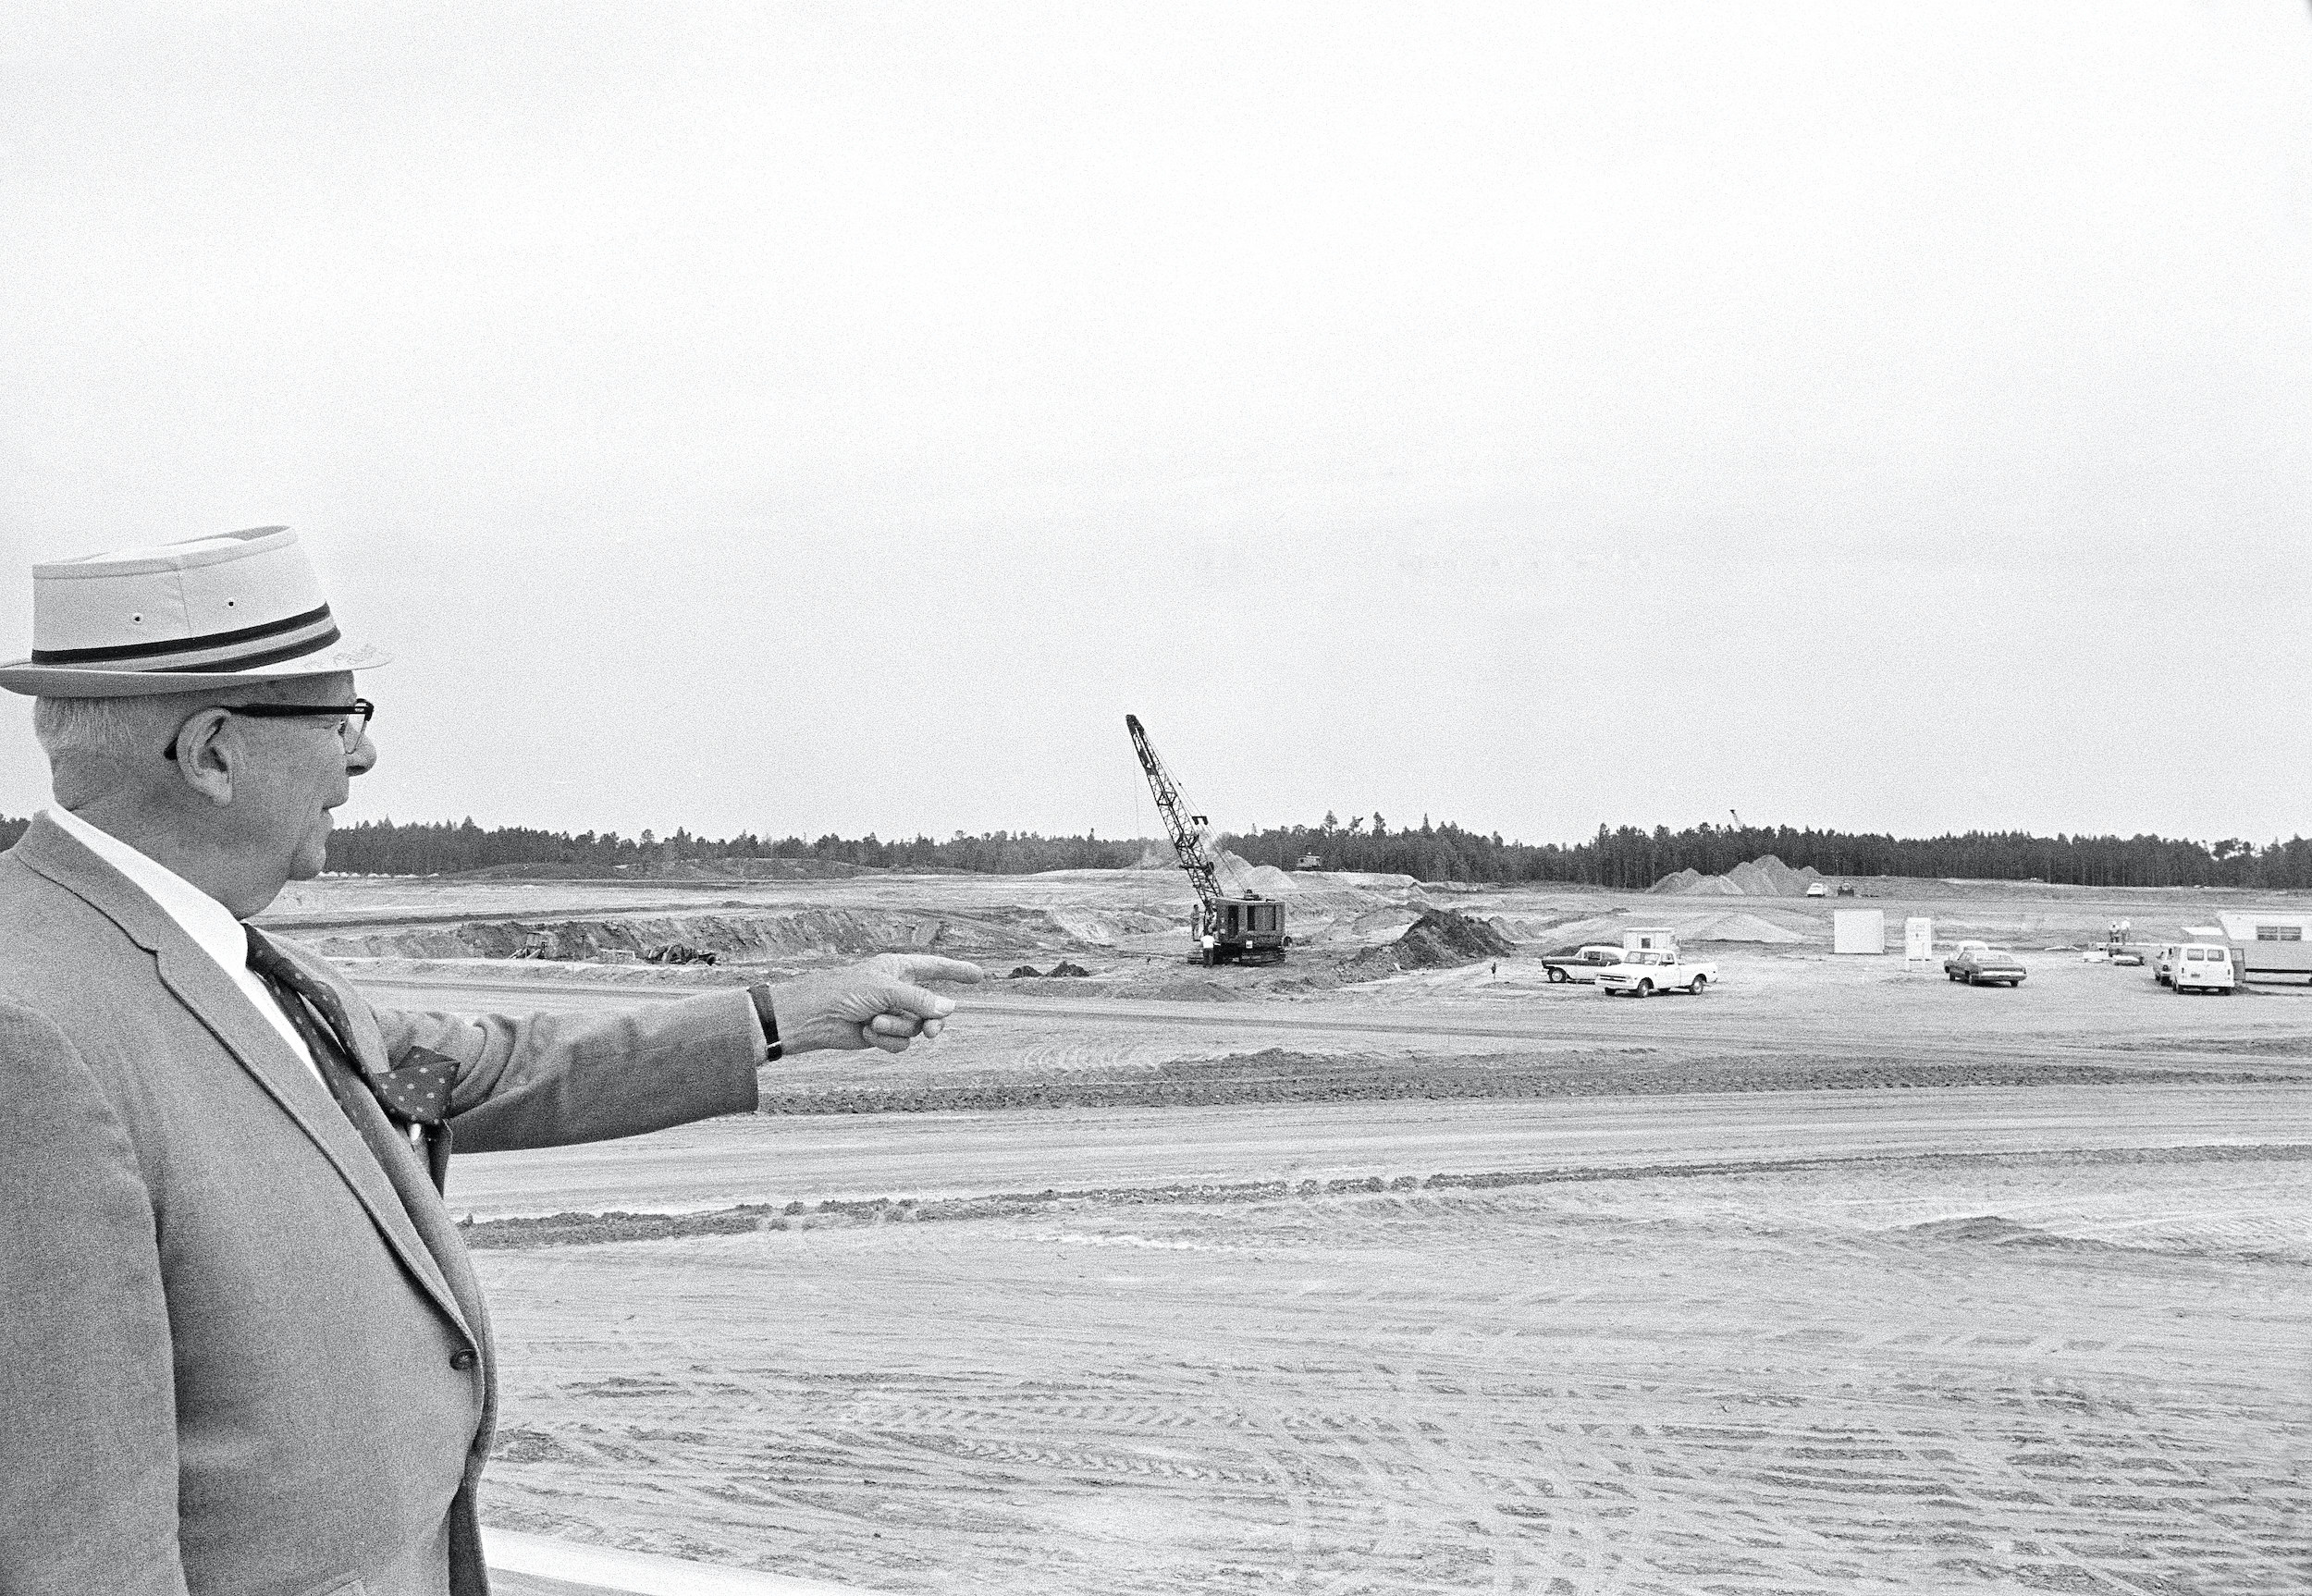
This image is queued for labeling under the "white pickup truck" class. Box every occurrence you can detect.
[1596,947,1716,996]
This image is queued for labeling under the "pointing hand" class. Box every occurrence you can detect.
[765,954,983,1055]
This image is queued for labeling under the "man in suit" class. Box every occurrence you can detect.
[0,526,981,1595]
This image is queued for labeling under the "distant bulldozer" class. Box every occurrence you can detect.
[644,943,719,965]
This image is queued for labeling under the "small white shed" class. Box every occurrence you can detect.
[1833,909,1887,955]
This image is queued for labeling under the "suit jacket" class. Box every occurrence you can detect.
[0,815,767,1596]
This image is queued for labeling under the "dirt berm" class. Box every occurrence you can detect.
[288,905,1162,964]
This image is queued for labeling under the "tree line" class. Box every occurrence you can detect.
[1,810,2306,890]
[1222,816,2312,890]
[319,817,1147,878]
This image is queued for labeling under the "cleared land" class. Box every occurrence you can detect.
[312,867,2312,1594]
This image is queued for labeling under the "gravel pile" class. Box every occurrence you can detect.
[1651,854,1825,897]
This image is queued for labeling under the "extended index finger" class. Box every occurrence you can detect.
[886,955,984,986]
[875,980,961,1022]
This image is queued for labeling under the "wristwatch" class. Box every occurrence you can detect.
[745,983,782,1062]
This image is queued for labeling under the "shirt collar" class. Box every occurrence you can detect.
[41,804,253,975]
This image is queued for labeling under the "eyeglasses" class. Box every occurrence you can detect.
[164,698,375,761]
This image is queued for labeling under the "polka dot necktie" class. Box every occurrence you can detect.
[246,927,458,1185]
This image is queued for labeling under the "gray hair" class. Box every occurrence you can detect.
[31,694,193,767]
[31,682,312,803]
[32,672,344,764]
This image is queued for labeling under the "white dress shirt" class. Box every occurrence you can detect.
[43,804,323,1087]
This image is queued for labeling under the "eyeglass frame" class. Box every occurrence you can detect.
[163,698,375,762]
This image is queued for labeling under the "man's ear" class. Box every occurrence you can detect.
[168,708,238,807]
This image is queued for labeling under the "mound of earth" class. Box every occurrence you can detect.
[1650,854,1824,897]
[1678,911,1810,945]
[1348,908,1516,975]
[1212,851,1299,898]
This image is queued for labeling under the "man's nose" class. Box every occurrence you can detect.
[346,732,378,777]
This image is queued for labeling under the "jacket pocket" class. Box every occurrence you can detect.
[295,1577,366,1596]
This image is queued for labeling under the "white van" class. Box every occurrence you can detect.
[2171,943,2236,994]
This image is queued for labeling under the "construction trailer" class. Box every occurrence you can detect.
[2212,911,2312,986]
[1125,714,1287,966]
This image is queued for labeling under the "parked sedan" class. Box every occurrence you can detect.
[1541,944,1628,984]
[1945,946,2026,987]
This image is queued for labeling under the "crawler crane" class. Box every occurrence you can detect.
[1125,714,1287,965]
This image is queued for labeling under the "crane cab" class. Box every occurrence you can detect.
[1196,897,1288,965]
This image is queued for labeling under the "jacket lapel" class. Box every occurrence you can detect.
[15,816,472,1341]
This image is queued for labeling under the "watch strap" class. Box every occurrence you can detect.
[746,982,782,1061]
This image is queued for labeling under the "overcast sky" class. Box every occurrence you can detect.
[4,2,2307,848]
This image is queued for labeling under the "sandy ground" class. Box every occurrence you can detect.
[317,870,2312,1593]
[427,1087,2299,1225]
[468,1161,2309,1595]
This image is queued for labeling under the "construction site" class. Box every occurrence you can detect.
[264,729,2312,1596]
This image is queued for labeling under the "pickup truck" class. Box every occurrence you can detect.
[1541,944,1629,984]
[1596,948,1716,996]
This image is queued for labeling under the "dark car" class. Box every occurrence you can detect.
[1944,945,2026,987]
[1541,944,1626,984]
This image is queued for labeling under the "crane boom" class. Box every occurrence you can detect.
[1125,713,1224,913]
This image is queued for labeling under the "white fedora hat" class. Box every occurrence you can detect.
[0,526,390,697]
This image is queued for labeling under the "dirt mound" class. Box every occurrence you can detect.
[1650,854,1823,897]
[1211,851,1297,899]
[1679,911,1811,945]
[1348,909,1517,975]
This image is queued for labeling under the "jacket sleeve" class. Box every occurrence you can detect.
[0,1001,189,1596]
[372,989,764,1154]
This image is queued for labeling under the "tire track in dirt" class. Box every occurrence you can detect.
[473,1178,2311,1594]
